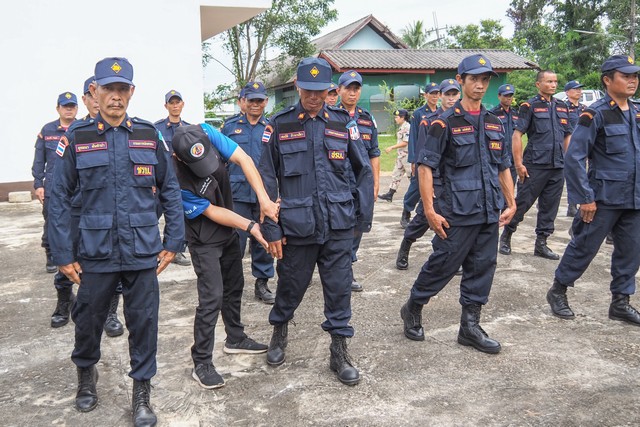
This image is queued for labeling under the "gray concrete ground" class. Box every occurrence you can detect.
[1,175,640,426]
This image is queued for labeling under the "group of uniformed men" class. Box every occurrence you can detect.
[32,51,640,425]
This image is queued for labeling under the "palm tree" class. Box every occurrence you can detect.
[402,20,428,49]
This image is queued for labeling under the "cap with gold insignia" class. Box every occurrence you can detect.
[440,78,461,93]
[94,57,134,86]
[425,82,440,94]
[564,80,583,91]
[457,54,498,77]
[57,91,78,106]
[165,90,183,103]
[601,55,640,74]
[394,109,409,120]
[243,81,267,100]
[296,57,332,90]
[328,82,338,93]
[498,84,515,96]
[83,76,95,95]
[338,70,363,87]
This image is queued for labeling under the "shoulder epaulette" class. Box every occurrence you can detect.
[271,106,296,120]
[131,117,156,128]
[68,118,94,132]
[153,118,164,125]
[520,102,531,108]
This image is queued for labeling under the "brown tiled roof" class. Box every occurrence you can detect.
[319,49,539,72]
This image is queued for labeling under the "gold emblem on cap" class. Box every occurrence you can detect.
[171,90,176,95]
[111,62,122,74]
[253,83,259,89]
[350,71,356,77]
[65,93,72,99]
[310,66,320,78]
[574,81,579,85]
[506,86,511,90]
[629,56,634,64]
[395,110,399,115]
[449,79,454,84]
[478,57,487,65]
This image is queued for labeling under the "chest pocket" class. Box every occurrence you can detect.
[451,133,477,167]
[280,140,308,177]
[129,149,158,187]
[450,179,483,215]
[485,131,504,164]
[324,138,348,173]
[533,110,551,134]
[76,150,110,190]
[45,138,60,151]
[603,124,629,154]
[358,126,374,151]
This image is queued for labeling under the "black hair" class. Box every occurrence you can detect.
[600,70,616,91]
[536,70,555,82]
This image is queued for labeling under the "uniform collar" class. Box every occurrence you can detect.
[338,103,360,118]
[238,113,267,126]
[165,117,184,128]
[95,113,133,134]
[536,93,553,104]
[295,102,328,123]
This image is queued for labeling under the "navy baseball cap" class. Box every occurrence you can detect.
[83,76,94,95]
[601,55,640,73]
[458,54,498,77]
[243,81,267,100]
[172,125,219,178]
[296,57,332,90]
[328,82,338,93]
[57,92,77,106]
[394,109,409,119]
[498,84,515,95]
[425,82,440,94]
[238,87,245,100]
[94,57,134,86]
[564,80,584,91]
[338,70,363,87]
[440,78,461,93]
[165,90,183,103]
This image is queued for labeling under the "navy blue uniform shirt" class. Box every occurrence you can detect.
[408,104,438,164]
[338,103,380,159]
[32,119,74,190]
[418,101,511,226]
[566,100,586,130]
[490,104,519,164]
[48,113,186,272]
[154,117,190,149]
[258,102,374,245]
[565,94,640,209]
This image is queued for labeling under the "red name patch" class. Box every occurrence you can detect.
[134,165,153,176]
[328,150,346,160]
[129,140,157,149]
[44,135,61,141]
[485,123,503,132]
[533,108,549,113]
[76,142,107,153]
[279,131,306,141]
[556,107,568,113]
[325,129,348,140]
[357,119,372,127]
[451,126,474,135]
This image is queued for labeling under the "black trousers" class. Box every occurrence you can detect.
[506,167,564,237]
[189,234,246,366]
[71,268,158,381]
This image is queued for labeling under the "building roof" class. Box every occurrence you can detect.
[319,49,539,73]
[312,14,407,50]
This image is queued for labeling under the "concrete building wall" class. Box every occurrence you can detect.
[0,0,268,189]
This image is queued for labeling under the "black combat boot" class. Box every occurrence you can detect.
[104,294,124,337]
[457,304,501,354]
[132,380,157,427]
[400,298,425,341]
[266,322,288,366]
[546,280,574,319]
[534,235,560,260]
[75,365,98,412]
[609,294,640,326]
[351,278,363,292]
[51,286,76,328]
[329,335,360,386]
[378,189,395,202]
[566,204,578,217]
[255,278,275,304]
[46,251,57,273]
[396,238,413,270]
[400,209,411,229]
[498,228,512,255]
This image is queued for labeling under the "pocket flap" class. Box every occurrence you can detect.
[280,196,313,209]
[279,140,307,154]
[595,169,628,181]
[129,212,159,227]
[604,124,628,137]
[327,191,354,203]
[451,179,482,191]
[76,152,109,170]
[129,150,159,165]
[79,214,113,230]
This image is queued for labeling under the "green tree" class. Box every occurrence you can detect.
[446,19,513,49]
[605,0,639,57]
[401,20,428,48]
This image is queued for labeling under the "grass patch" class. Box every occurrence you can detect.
[377,134,398,172]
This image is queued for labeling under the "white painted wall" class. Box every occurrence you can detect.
[0,0,268,184]
[341,26,396,50]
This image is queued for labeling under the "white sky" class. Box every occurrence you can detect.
[203,0,514,91]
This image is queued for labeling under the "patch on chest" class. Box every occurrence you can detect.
[129,140,157,149]
[361,133,371,141]
[76,141,108,153]
[279,131,306,141]
[134,165,154,176]
[328,150,346,160]
[56,136,69,157]
[451,126,474,135]
[489,141,502,151]
[484,123,503,132]
[325,129,348,140]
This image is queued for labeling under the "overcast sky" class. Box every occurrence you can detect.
[203,0,514,91]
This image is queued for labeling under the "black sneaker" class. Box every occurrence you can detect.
[223,336,268,354]
[172,252,191,266]
[192,363,225,389]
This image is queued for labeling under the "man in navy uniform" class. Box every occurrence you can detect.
[396,82,441,228]
[31,91,77,327]
[48,57,185,427]
[326,82,339,106]
[259,57,374,385]
[564,80,586,217]
[547,55,640,325]
[499,70,572,259]
[490,84,518,187]
[155,90,192,266]
[337,70,380,292]
[400,54,516,354]
[222,81,276,304]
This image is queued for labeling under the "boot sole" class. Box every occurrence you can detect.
[396,263,408,270]
[332,370,360,386]
[266,356,285,366]
[457,336,501,354]
[223,347,268,354]
[255,295,275,304]
[104,329,124,337]
[534,252,559,261]
[191,370,225,389]
[76,401,98,412]
[609,314,640,326]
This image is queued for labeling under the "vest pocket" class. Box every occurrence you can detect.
[76,151,109,190]
[78,214,113,259]
[450,179,483,215]
[594,169,628,205]
[129,212,163,256]
[280,196,315,237]
[326,191,356,230]
[280,140,308,176]
[604,124,629,154]
[129,150,158,187]
[452,134,477,167]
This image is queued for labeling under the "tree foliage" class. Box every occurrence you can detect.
[446,19,513,50]
[401,21,428,49]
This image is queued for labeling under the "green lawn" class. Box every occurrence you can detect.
[377,134,397,172]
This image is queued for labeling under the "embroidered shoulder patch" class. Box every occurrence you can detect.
[129,140,157,149]
[431,119,446,129]
[279,131,306,141]
[76,141,107,153]
[262,125,273,143]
